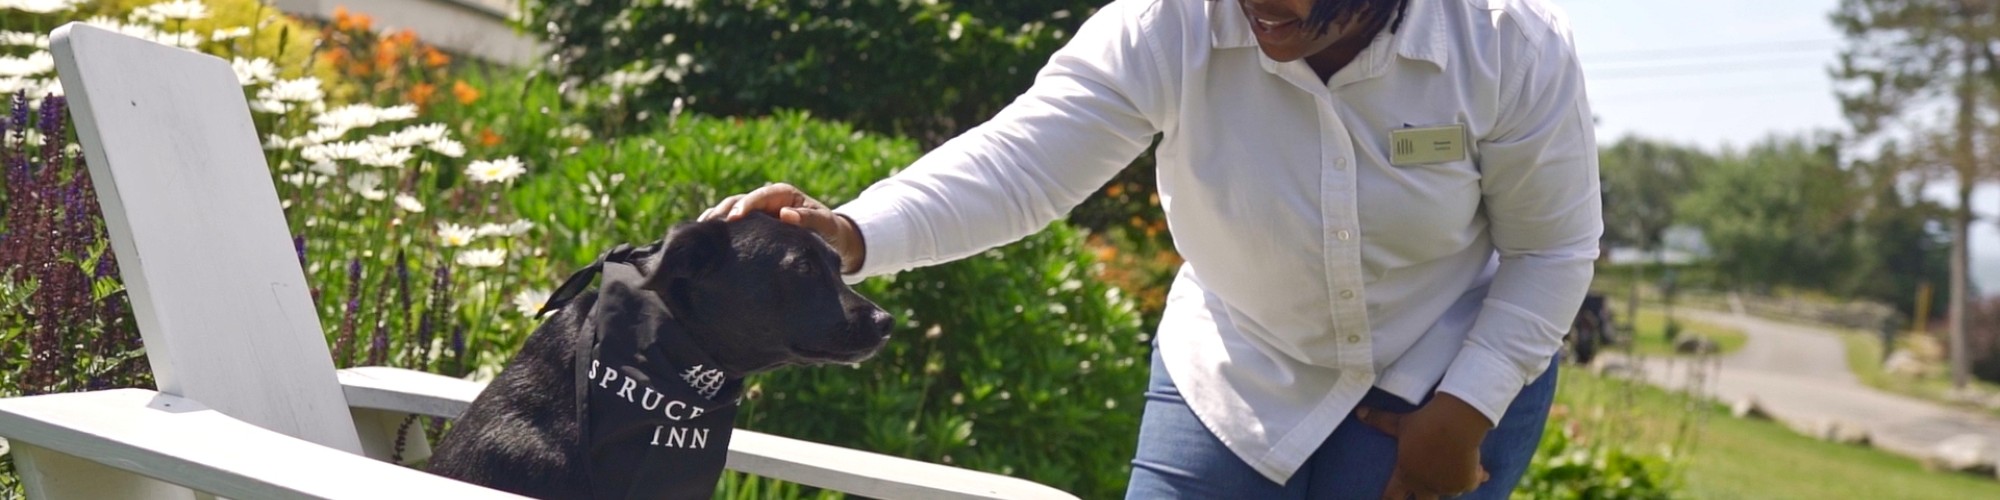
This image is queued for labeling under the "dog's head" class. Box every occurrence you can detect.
[642,212,892,374]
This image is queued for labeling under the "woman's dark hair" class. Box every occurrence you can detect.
[1306,0,1411,38]
[1216,0,1413,39]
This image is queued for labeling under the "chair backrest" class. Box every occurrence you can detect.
[49,23,363,454]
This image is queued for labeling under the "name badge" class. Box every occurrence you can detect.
[1390,124,1468,166]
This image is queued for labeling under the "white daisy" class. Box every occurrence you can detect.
[300,141,385,164]
[307,160,339,176]
[280,172,327,187]
[465,157,527,183]
[392,123,449,145]
[474,223,510,238]
[455,248,507,268]
[259,77,324,103]
[149,31,203,49]
[511,288,552,316]
[428,138,467,158]
[250,98,289,114]
[230,57,275,86]
[37,77,61,97]
[359,147,414,168]
[303,126,350,145]
[211,27,251,42]
[133,0,209,22]
[2,128,43,149]
[0,31,48,48]
[395,194,425,213]
[556,124,594,142]
[2,0,82,15]
[0,52,53,78]
[437,223,477,247]
[346,171,387,200]
[312,103,418,131]
[504,219,535,236]
[474,221,533,238]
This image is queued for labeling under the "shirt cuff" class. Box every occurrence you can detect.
[832,195,914,285]
[1436,341,1537,427]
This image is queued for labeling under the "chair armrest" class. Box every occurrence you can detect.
[0,389,525,499]
[333,367,1078,499]
[727,430,1081,500]
[338,366,484,418]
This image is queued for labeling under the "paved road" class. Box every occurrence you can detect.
[1619,309,2000,470]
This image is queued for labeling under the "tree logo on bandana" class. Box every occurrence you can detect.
[681,365,725,399]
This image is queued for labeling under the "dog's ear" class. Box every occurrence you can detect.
[646,219,732,289]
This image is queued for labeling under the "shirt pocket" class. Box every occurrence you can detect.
[1356,145,1484,275]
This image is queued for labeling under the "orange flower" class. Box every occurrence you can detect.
[452,80,480,105]
[321,46,350,66]
[353,13,375,32]
[479,128,502,147]
[334,6,353,31]
[373,44,399,74]
[407,82,438,106]
[1094,245,1119,262]
[1105,183,1124,198]
[422,47,450,68]
[392,30,418,48]
[348,60,373,77]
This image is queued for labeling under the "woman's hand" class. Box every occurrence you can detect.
[699,183,866,274]
[1355,393,1492,500]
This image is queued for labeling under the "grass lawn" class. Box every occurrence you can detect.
[1619,307,1748,358]
[1553,370,2000,499]
[1841,333,2000,419]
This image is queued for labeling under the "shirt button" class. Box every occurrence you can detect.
[1333,158,1348,170]
[1337,230,1352,241]
[1340,289,1356,300]
[1347,335,1362,344]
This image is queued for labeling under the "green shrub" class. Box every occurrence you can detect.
[510,110,1151,498]
[522,0,1102,146]
[521,0,1182,328]
[1515,420,1679,500]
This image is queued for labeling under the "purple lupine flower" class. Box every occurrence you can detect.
[9,91,27,146]
[413,260,451,369]
[367,322,390,366]
[293,234,308,268]
[2,92,31,268]
[334,258,363,367]
[449,323,465,362]
[412,314,433,369]
[39,95,65,176]
[396,249,412,316]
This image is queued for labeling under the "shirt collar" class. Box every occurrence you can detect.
[1209,0,1451,71]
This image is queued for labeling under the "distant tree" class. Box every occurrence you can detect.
[1677,135,1867,291]
[1597,137,1713,251]
[1833,0,1998,389]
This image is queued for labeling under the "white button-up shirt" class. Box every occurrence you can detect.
[836,0,1600,483]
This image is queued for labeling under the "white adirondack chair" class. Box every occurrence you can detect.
[0,23,1077,500]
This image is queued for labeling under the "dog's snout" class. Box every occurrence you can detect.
[868,309,893,336]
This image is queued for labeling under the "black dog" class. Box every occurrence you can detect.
[429,213,893,499]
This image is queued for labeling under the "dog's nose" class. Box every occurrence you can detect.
[869,309,893,336]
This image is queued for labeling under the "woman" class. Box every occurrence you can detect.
[701,0,1600,498]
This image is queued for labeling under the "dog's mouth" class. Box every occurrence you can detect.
[790,337,887,364]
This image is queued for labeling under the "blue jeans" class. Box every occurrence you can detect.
[1126,350,1560,499]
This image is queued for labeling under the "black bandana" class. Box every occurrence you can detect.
[542,244,744,500]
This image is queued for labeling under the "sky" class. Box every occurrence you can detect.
[1549,0,2000,296]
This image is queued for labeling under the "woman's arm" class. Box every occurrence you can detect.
[828,0,1174,278]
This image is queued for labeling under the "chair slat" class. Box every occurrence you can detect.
[49,22,362,454]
